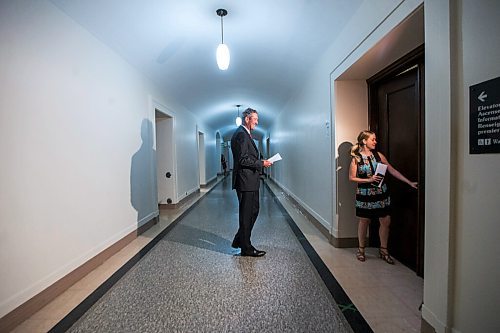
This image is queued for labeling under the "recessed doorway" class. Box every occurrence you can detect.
[155,109,176,205]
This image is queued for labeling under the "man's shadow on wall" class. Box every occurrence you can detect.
[130,119,156,225]
[336,142,357,237]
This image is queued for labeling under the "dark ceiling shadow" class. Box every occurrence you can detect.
[167,224,235,255]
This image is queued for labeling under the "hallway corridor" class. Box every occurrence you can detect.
[13,176,422,333]
[3,2,498,331]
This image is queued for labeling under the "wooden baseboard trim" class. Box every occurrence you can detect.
[0,216,157,332]
[329,236,359,248]
[138,215,159,235]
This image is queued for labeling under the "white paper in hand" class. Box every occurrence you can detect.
[374,163,387,188]
[268,153,282,163]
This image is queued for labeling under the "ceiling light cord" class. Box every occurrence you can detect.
[220,14,224,44]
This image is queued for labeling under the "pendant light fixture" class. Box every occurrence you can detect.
[216,8,230,70]
[235,104,242,126]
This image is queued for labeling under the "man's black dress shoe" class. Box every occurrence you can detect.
[231,240,240,249]
[240,249,266,257]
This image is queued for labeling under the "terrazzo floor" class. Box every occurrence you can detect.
[12,175,423,333]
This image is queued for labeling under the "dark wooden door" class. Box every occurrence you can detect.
[368,47,425,276]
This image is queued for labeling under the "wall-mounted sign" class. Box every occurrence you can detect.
[470,76,500,154]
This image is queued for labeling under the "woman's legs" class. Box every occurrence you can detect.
[356,218,370,261]
[358,218,371,248]
[378,215,391,249]
[378,215,394,264]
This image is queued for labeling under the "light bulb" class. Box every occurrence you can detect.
[217,43,230,70]
[235,116,242,126]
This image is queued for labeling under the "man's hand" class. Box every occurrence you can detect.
[263,160,273,168]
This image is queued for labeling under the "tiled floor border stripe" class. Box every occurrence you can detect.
[264,182,373,333]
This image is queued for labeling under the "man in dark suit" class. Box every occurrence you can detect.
[231,108,272,257]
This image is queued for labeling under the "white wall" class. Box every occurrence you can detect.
[271,71,334,229]
[452,0,500,331]
[0,0,216,317]
[424,1,500,332]
[422,2,454,331]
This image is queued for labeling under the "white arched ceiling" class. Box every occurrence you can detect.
[49,0,364,136]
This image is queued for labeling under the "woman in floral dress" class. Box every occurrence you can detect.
[349,130,418,264]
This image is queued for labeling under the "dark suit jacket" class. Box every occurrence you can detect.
[231,126,263,191]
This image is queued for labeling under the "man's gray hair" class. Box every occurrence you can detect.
[242,108,258,119]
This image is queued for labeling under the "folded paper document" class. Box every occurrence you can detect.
[373,163,387,188]
[268,153,282,163]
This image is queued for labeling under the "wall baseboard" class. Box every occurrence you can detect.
[176,186,201,203]
[137,211,159,228]
[330,236,359,248]
[421,316,437,333]
[0,216,158,333]
[138,215,159,234]
[421,305,447,333]
[200,175,218,188]
[159,189,200,209]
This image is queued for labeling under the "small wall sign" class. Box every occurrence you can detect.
[470,76,500,154]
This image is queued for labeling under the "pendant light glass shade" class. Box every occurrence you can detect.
[235,104,242,126]
[217,43,230,70]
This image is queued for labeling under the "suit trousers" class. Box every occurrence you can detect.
[235,190,260,251]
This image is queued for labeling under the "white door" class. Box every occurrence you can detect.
[197,131,206,186]
[155,110,176,204]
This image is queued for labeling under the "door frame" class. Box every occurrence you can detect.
[151,98,178,205]
[197,129,206,186]
[367,45,425,276]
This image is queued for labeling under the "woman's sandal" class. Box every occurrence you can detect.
[356,247,366,262]
[379,247,395,265]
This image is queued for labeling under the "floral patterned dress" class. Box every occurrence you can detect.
[355,152,391,218]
